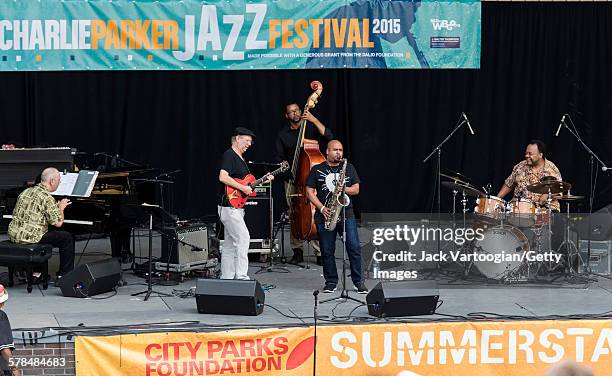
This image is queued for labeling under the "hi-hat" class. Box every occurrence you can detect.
[526,180,572,195]
[441,181,483,197]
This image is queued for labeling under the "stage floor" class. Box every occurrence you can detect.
[1,229,611,332]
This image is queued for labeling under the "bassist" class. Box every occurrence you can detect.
[275,102,333,265]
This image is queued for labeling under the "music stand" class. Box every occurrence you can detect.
[131,204,173,301]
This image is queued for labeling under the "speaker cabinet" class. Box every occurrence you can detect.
[195,279,265,316]
[366,280,439,317]
[59,258,122,298]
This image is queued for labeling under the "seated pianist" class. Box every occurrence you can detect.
[7,167,75,281]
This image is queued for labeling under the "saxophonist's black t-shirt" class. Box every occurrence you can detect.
[305,161,360,224]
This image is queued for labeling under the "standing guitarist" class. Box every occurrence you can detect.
[218,127,273,280]
[275,102,333,265]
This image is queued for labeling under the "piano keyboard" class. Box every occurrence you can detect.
[2,215,93,226]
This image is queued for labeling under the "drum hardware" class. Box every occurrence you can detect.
[555,193,585,274]
[439,175,482,275]
[441,181,483,198]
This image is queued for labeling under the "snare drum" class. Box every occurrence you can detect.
[474,195,506,220]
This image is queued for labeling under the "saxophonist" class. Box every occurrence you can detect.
[305,140,367,294]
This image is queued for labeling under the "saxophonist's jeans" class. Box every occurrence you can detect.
[317,218,362,286]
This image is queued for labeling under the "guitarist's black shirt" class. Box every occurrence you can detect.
[218,148,250,207]
[306,161,359,224]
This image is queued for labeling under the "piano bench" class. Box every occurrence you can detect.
[0,241,52,293]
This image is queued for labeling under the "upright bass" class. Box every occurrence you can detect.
[288,81,326,241]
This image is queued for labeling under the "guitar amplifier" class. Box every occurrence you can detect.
[217,185,273,248]
[160,225,209,266]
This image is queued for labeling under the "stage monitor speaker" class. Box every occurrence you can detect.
[161,225,209,264]
[366,280,439,318]
[195,279,265,316]
[59,258,122,298]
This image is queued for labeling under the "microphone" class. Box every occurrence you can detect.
[603,166,610,172]
[555,114,566,137]
[462,112,475,135]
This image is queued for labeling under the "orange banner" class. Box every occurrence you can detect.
[76,320,612,375]
[76,327,315,375]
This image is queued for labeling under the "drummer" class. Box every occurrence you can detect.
[496,140,562,212]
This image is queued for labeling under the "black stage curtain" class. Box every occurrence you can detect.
[1,2,612,219]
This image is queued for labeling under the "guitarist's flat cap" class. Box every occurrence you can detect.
[233,127,256,138]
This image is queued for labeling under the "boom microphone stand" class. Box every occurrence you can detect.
[423,113,475,256]
[557,114,609,274]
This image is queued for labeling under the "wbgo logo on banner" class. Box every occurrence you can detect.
[430,19,461,31]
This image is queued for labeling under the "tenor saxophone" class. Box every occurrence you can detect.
[324,159,351,231]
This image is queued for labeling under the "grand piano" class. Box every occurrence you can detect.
[0,148,156,259]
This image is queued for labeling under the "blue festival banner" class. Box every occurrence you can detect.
[0,0,480,71]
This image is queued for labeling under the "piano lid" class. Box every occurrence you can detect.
[0,147,74,190]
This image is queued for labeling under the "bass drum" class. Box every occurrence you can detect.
[473,226,529,280]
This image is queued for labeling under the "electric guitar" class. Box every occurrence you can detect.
[226,161,289,208]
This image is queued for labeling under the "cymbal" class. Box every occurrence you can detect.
[555,194,585,201]
[441,181,483,197]
[440,173,469,186]
[540,175,558,183]
[526,180,572,195]
[440,169,473,185]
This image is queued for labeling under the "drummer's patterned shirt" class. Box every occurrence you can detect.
[8,183,62,243]
[504,159,562,211]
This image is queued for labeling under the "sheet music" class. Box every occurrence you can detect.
[52,173,79,196]
[73,170,99,197]
[51,170,99,197]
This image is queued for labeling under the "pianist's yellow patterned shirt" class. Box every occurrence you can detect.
[8,184,62,243]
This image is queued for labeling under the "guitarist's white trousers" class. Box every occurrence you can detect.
[218,206,251,280]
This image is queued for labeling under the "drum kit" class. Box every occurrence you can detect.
[441,170,585,282]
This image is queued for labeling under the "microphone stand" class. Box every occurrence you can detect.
[560,115,609,274]
[312,290,319,376]
[256,183,290,274]
[423,113,472,256]
[131,206,173,301]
